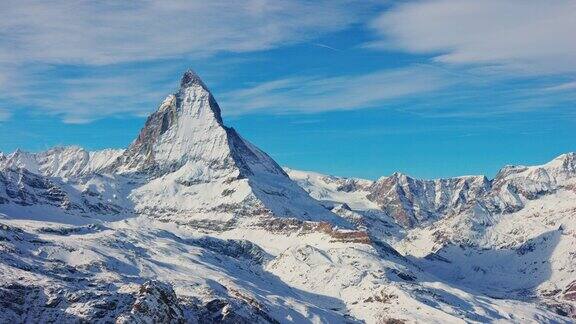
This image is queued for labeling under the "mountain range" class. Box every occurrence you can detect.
[0,70,574,323]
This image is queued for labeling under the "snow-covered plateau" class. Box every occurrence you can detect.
[0,70,574,323]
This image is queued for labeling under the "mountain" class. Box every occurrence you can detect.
[287,153,576,229]
[287,152,576,318]
[0,70,574,323]
[367,173,490,227]
[0,70,346,229]
[1,146,123,178]
[113,71,347,227]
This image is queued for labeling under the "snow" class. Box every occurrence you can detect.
[0,69,574,323]
[0,146,124,179]
[285,167,378,211]
[287,153,576,320]
[2,214,570,323]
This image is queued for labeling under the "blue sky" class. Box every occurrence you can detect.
[0,0,575,179]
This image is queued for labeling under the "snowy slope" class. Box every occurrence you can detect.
[287,153,576,318]
[1,215,570,323]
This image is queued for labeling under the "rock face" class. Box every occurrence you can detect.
[366,173,490,227]
[116,281,185,324]
[0,168,70,207]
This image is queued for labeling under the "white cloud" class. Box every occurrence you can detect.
[544,81,576,92]
[219,65,452,115]
[1,0,571,123]
[0,0,367,65]
[368,0,576,75]
[217,64,576,119]
[0,0,374,122]
[3,66,182,124]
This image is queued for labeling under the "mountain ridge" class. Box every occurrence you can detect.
[287,151,576,228]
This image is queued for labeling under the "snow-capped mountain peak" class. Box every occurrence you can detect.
[111,70,226,175]
[179,69,210,91]
[492,152,576,204]
[0,146,124,179]
[3,149,40,173]
[101,70,348,227]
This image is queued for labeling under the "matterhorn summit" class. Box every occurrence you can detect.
[112,70,347,227]
[112,69,227,174]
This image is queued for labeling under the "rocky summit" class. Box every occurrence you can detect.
[0,70,575,323]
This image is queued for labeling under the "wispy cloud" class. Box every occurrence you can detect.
[0,0,373,122]
[0,0,367,65]
[368,0,576,75]
[544,81,576,92]
[220,65,452,115]
[0,0,573,124]
[0,64,184,123]
[311,43,341,52]
[218,63,576,119]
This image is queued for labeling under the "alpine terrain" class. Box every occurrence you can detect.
[1,70,574,323]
